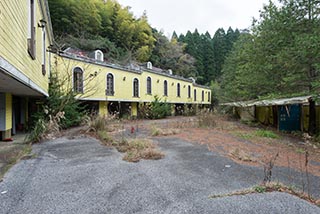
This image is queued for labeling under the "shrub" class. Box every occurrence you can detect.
[28,71,86,143]
[115,138,164,162]
[198,110,216,128]
[138,96,171,119]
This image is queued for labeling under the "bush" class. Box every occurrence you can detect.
[198,110,216,128]
[28,71,86,143]
[138,96,171,119]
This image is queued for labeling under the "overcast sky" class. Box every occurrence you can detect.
[117,0,270,37]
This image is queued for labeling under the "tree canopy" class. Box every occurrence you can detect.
[220,0,320,102]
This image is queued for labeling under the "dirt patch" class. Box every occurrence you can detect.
[172,116,320,177]
[117,115,320,177]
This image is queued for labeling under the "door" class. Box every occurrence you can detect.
[278,104,301,131]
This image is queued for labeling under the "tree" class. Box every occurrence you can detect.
[220,0,320,102]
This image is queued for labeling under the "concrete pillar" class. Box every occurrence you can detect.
[131,102,138,117]
[0,93,12,140]
[99,101,108,116]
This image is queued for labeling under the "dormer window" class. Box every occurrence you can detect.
[94,50,104,61]
[147,62,152,69]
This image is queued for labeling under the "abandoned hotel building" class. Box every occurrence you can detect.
[0,0,211,140]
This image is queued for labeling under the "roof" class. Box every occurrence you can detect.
[221,95,312,107]
[58,50,211,89]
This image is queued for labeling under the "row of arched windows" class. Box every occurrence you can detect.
[73,67,210,101]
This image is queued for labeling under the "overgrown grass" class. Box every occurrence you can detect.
[113,138,164,162]
[255,130,279,139]
[151,126,180,136]
[197,111,216,128]
[0,144,32,180]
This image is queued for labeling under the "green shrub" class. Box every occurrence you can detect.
[139,96,171,119]
[28,71,86,143]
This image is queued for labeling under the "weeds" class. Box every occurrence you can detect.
[151,126,180,136]
[197,111,216,128]
[209,182,320,206]
[114,138,164,162]
[0,144,32,179]
[263,152,279,184]
[255,130,279,139]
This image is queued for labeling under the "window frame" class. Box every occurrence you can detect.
[194,89,197,101]
[106,73,115,96]
[177,83,181,97]
[27,0,36,59]
[202,90,204,102]
[73,67,84,94]
[164,80,168,96]
[188,85,191,98]
[147,77,152,95]
[133,78,139,97]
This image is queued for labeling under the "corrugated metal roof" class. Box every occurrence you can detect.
[221,95,312,107]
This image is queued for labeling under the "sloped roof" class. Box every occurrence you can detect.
[222,95,312,107]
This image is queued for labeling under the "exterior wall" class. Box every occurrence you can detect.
[0,0,53,96]
[54,54,211,105]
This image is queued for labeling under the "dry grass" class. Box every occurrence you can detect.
[229,148,257,162]
[209,182,320,206]
[151,126,180,136]
[113,138,164,162]
[197,111,216,128]
[0,144,32,180]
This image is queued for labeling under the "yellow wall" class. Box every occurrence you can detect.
[54,54,211,105]
[256,106,274,125]
[302,106,320,132]
[0,0,52,95]
[5,93,12,130]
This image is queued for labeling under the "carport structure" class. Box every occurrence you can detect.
[222,95,319,133]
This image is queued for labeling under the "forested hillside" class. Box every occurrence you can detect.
[48,0,239,86]
[220,0,320,102]
[48,0,320,102]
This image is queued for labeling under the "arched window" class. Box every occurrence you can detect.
[177,83,181,97]
[133,78,139,97]
[188,85,191,98]
[73,67,83,93]
[194,89,197,101]
[95,50,104,61]
[208,92,211,102]
[202,90,204,101]
[106,73,114,96]
[164,80,168,96]
[147,77,152,94]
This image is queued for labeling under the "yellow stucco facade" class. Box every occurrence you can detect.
[0,0,212,140]
[0,0,53,139]
[54,54,211,107]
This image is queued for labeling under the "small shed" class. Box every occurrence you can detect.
[222,96,317,132]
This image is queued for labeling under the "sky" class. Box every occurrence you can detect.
[117,0,271,37]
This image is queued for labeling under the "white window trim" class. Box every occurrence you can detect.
[133,78,140,97]
[146,76,152,95]
[72,66,84,94]
[106,72,115,96]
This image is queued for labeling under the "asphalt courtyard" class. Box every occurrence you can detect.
[0,128,320,213]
